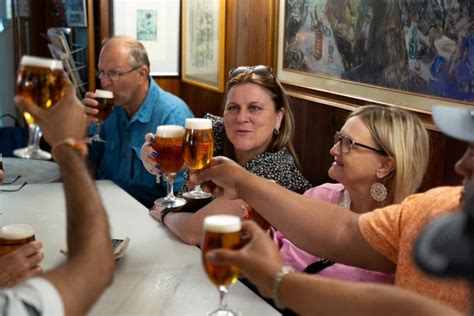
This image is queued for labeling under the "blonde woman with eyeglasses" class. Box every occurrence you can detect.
[141,65,312,245]
[275,105,429,289]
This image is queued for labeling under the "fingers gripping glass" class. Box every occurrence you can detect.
[334,132,387,155]
[95,66,141,81]
[228,65,273,78]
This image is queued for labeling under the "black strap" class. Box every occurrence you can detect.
[0,114,21,126]
[303,259,335,274]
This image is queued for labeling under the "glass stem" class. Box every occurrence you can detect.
[95,122,102,138]
[28,124,41,150]
[218,285,228,310]
[164,173,177,199]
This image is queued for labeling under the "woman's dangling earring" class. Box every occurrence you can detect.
[371,182,387,202]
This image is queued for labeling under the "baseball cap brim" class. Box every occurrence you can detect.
[432,105,474,143]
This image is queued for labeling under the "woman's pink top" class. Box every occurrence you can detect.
[274,183,394,284]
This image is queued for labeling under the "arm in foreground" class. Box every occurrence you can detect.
[14,83,115,315]
[206,221,462,316]
[191,157,394,272]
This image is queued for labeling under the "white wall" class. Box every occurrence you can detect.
[0,25,16,127]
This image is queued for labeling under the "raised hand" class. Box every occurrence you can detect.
[205,220,283,298]
[82,91,99,125]
[14,81,87,146]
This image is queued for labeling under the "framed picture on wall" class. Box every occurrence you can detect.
[112,0,180,76]
[277,0,473,113]
[182,0,226,92]
[64,0,88,28]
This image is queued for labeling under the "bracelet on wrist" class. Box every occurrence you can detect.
[51,137,88,161]
[160,207,174,225]
[272,265,294,309]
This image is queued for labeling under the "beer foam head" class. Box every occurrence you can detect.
[185,118,212,130]
[20,55,63,70]
[95,89,113,99]
[204,215,241,233]
[156,125,184,138]
[0,224,34,240]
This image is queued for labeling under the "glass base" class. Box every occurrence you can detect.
[207,309,239,316]
[182,190,212,199]
[154,196,187,208]
[13,146,51,160]
[88,134,106,143]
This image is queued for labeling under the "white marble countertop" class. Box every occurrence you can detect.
[1,180,280,316]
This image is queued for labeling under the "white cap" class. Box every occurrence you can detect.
[156,125,184,137]
[20,55,63,70]
[185,118,212,130]
[95,89,113,98]
[0,224,35,240]
[204,215,241,233]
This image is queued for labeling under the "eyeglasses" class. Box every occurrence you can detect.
[229,65,273,78]
[334,131,387,155]
[95,66,141,81]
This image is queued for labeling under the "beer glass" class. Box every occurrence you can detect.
[182,118,214,199]
[151,125,187,208]
[202,215,241,316]
[0,224,35,257]
[14,56,66,160]
[89,89,114,142]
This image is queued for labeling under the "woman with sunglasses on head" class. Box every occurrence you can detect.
[141,65,312,245]
[275,105,429,288]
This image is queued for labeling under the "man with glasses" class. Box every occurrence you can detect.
[83,35,194,208]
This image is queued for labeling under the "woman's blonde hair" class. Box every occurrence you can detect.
[348,105,429,203]
[223,67,298,164]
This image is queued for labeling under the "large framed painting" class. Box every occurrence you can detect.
[277,0,473,113]
[113,0,180,76]
[182,0,226,92]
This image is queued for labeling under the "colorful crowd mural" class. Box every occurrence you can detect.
[284,0,474,102]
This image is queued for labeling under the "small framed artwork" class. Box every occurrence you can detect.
[277,0,474,113]
[64,0,88,28]
[182,0,226,92]
[113,0,180,76]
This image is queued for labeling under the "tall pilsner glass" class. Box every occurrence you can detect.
[14,56,66,160]
[202,215,241,316]
[89,89,114,142]
[182,118,214,199]
[151,125,187,208]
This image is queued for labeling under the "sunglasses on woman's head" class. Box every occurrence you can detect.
[229,65,273,78]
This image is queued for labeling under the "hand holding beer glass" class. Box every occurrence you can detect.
[151,125,187,208]
[14,56,66,160]
[202,215,241,316]
[88,89,114,142]
[182,118,214,199]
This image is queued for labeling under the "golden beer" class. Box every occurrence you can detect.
[0,224,35,257]
[183,118,214,172]
[202,215,241,287]
[95,89,114,123]
[16,56,66,125]
[152,125,184,174]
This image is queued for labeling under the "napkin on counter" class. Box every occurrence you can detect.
[60,237,130,260]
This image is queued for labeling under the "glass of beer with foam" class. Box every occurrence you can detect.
[182,118,214,199]
[14,55,66,160]
[202,215,241,316]
[152,125,187,208]
[0,224,35,257]
[89,89,114,142]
